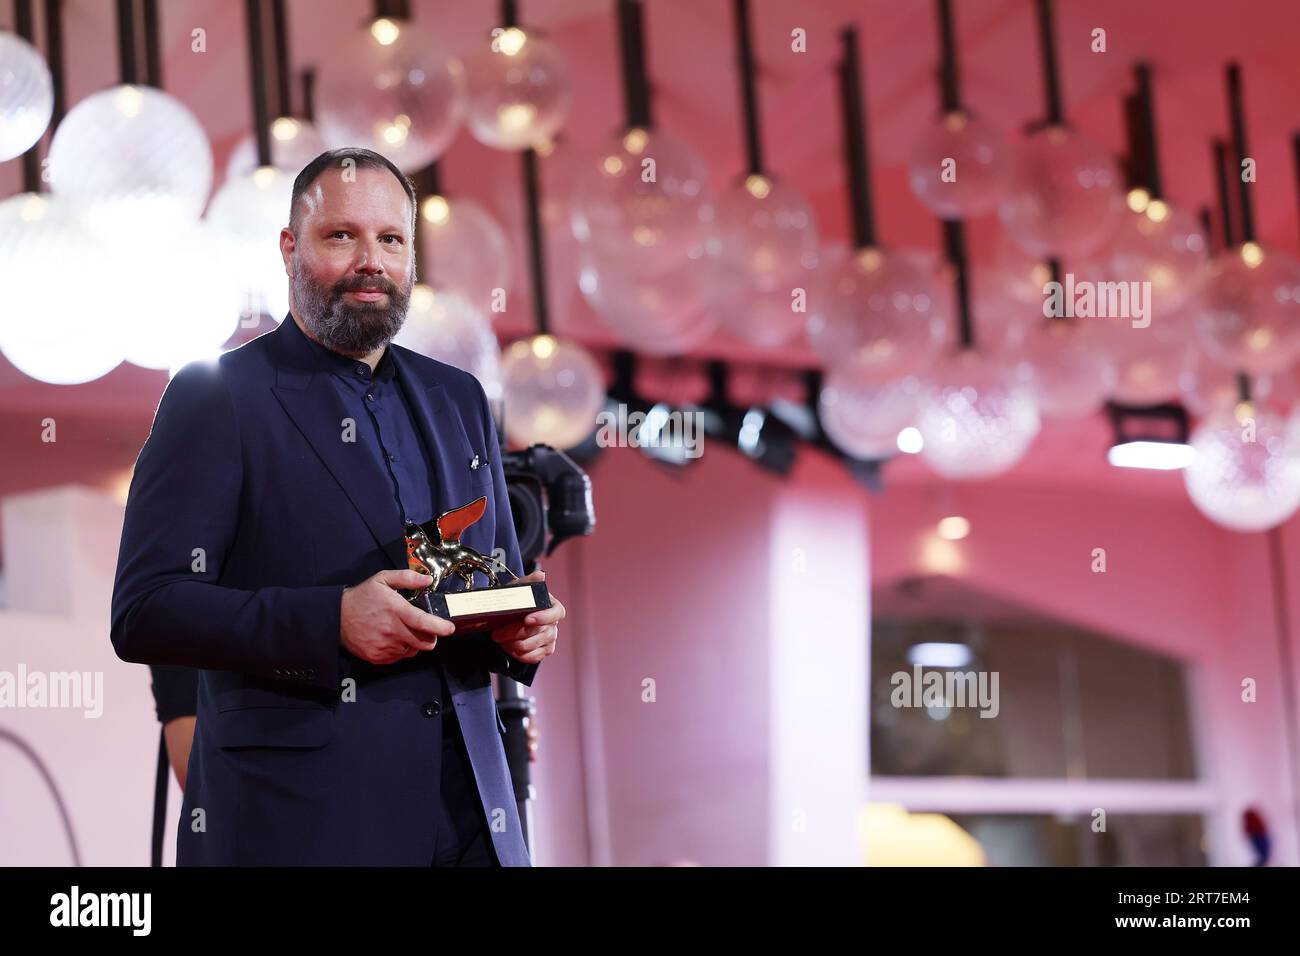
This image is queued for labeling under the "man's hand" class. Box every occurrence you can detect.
[163,716,196,790]
[489,569,564,665]
[341,569,456,665]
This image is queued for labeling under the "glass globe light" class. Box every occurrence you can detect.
[716,174,819,347]
[0,31,53,161]
[225,117,327,179]
[908,110,1009,219]
[205,165,295,323]
[417,195,512,312]
[500,333,605,449]
[807,247,946,378]
[1178,349,1275,418]
[394,284,502,402]
[569,126,717,280]
[114,221,243,369]
[999,125,1124,259]
[1080,286,1194,405]
[1022,319,1116,419]
[577,243,722,355]
[1184,403,1300,533]
[316,17,467,172]
[818,365,921,458]
[915,350,1041,480]
[1195,242,1300,376]
[931,261,1038,358]
[0,194,123,384]
[989,234,1062,317]
[48,85,212,236]
[463,26,571,150]
[1105,196,1208,317]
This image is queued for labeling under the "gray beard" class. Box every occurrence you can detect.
[292,258,412,355]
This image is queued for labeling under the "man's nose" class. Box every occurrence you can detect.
[354,247,384,274]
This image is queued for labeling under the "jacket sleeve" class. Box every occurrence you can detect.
[466,377,541,687]
[110,360,345,693]
[150,664,199,724]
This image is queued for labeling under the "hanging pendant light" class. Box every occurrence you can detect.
[414,163,513,313]
[907,0,1009,219]
[393,164,502,401]
[463,0,572,151]
[1184,397,1300,533]
[0,0,118,384]
[226,50,325,179]
[1195,64,1300,377]
[48,0,211,240]
[1081,73,1201,405]
[998,0,1123,259]
[0,3,53,163]
[502,109,604,449]
[568,0,721,355]
[714,0,819,348]
[205,0,299,327]
[316,0,467,172]
[808,26,944,379]
[916,221,1040,479]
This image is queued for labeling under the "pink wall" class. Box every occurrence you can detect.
[869,481,1300,866]
[2,460,1297,866]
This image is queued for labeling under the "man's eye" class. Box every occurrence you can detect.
[381,235,402,245]
[330,231,350,240]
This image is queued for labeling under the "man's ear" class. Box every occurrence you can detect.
[279,227,295,278]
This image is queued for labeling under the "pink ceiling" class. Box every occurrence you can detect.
[2,0,1300,505]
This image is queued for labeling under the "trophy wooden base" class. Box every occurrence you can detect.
[407,581,551,635]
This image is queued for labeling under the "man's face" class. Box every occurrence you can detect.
[280,166,415,355]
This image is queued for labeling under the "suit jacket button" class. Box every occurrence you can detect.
[423,700,441,718]
[273,668,284,677]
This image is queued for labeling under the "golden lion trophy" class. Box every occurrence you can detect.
[402,495,550,634]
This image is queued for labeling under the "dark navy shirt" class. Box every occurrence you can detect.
[302,335,439,529]
[299,329,462,725]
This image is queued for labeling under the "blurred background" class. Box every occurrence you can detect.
[0,0,1298,867]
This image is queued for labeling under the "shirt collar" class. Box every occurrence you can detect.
[298,321,397,384]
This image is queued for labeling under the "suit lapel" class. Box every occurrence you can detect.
[268,315,455,572]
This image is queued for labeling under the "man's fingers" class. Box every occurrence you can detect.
[379,569,434,590]
[395,601,455,642]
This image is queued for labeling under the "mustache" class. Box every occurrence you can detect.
[335,276,399,296]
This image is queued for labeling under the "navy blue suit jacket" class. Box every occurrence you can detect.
[110,314,538,866]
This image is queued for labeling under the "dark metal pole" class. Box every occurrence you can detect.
[14,0,40,192]
[617,0,652,130]
[1225,63,1256,243]
[522,148,551,336]
[1034,0,1063,126]
[838,26,876,250]
[943,219,974,348]
[300,67,315,122]
[1134,62,1162,199]
[43,0,64,128]
[244,0,272,168]
[936,0,961,114]
[1213,138,1237,249]
[732,0,764,177]
[271,0,292,117]
[115,0,138,84]
[142,0,161,88]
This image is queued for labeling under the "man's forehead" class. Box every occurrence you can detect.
[298,166,411,224]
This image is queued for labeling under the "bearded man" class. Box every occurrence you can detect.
[110,147,564,866]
